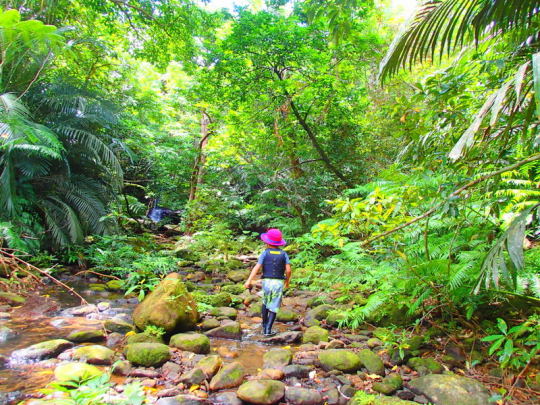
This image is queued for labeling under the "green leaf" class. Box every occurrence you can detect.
[533,52,540,119]
[497,318,508,334]
[481,334,504,342]
[488,337,505,355]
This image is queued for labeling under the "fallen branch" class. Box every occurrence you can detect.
[74,270,121,280]
[361,153,540,246]
[0,248,88,305]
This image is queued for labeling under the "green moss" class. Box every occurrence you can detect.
[407,357,443,374]
[125,343,170,367]
[358,349,385,376]
[169,333,210,354]
[221,284,245,295]
[302,326,329,344]
[54,362,102,384]
[349,391,416,405]
[318,349,362,373]
[67,329,105,343]
[126,332,164,345]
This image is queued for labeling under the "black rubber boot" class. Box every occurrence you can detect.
[261,304,269,331]
[264,310,277,336]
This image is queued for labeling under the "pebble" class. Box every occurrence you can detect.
[97,302,110,311]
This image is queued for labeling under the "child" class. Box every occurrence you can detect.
[244,228,291,336]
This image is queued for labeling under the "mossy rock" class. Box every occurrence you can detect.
[276,309,298,322]
[105,279,124,290]
[408,374,490,405]
[89,283,107,291]
[170,333,210,354]
[193,291,232,307]
[125,342,170,367]
[221,284,245,295]
[209,361,245,390]
[224,259,244,270]
[67,329,105,343]
[226,270,250,283]
[200,318,221,331]
[263,348,292,369]
[349,391,416,405]
[372,328,393,341]
[325,311,347,327]
[248,301,263,316]
[304,304,333,326]
[403,335,423,351]
[358,349,385,376]
[352,294,368,306]
[197,355,223,378]
[210,307,238,319]
[126,332,164,345]
[205,322,242,339]
[302,326,329,344]
[54,362,102,384]
[0,292,26,305]
[179,367,207,385]
[284,387,323,405]
[306,295,334,308]
[237,380,285,405]
[407,357,443,374]
[104,318,134,334]
[11,339,73,361]
[318,349,361,373]
[372,373,403,395]
[133,273,199,334]
[72,345,115,365]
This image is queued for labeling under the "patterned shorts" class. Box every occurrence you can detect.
[262,278,285,313]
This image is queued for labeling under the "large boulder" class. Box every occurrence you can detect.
[125,343,171,367]
[196,355,223,378]
[11,339,73,361]
[408,374,491,405]
[302,326,329,344]
[205,322,242,339]
[54,362,102,383]
[170,333,210,354]
[133,273,198,334]
[72,345,115,365]
[209,361,245,390]
[236,380,285,405]
[358,349,385,375]
[318,349,361,373]
[284,387,324,405]
[263,348,292,369]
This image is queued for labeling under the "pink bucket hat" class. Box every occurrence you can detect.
[261,228,287,246]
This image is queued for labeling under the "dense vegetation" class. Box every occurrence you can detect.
[0,0,539,402]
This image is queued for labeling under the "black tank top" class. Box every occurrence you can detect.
[262,248,287,279]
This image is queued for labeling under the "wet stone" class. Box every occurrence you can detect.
[130,368,161,378]
[0,326,16,343]
[205,322,242,340]
[162,361,182,381]
[260,331,302,344]
[66,329,105,343]
[106,332,124,348]
[200,318,220,331]
[318,350,361,373]
[209,361,245,390]
[237,379,286,405]
[408,374,491,405]
[11,339,73,361]
[157,388,183,398]
[210,307,237,319]
[104,318,134,334]
[112,360,132,376]
[179,368,206,385]
[72,344,115,365]
[258,368,285,380]
[285,387,324,405]
[263,348,292,369]
[196,355,223,378]
[210,392,243,405]
[302,326,329,344]
[283,364,313,378]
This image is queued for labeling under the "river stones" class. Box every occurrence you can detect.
[170,333,210,354]
[133,273,199,334]
[318,349,361,373]
[408,374,491,405]
[284,387,324,405]
[210,307,237,319]
[221,284,244,295]
[196,355,223,378]
[349,391,416,404]
[205,322,241,339]
[0,292,25,305]
[106,279,124,290]
[179,368,206,385]
[367,338,383,348]
[358,349,385,375]
[277,308,298,322]
[325,311,347,327]
[304,305,333,327]
[156,395,209,405]
[407,357,443,375]
[226,270,249,283]
[104,318,134,334]
[112,360,132,376]
[302,326,329,344]
[67,329,105,343]
[263,348,292,369]
[200,318,220,330]
[126,332,164,345]
[64,304,97,317]
[258,368,284,380]
[72,345,115,365]
[0,326,16,344]
[54,362,102,383]
[261,331,302,344]
[210,392,243,405]
[237,380,285,404]
[372,373,403,395]
[11,339,73,361]
[125,343,171,367]
[283,364,313,378]
[209,361,245,390]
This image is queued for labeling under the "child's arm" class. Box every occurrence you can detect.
[284,264,292,289]
[244,263,262,289]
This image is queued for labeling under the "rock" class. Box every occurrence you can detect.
[54,362,102,383]
[89,283,107,291]
[277,309,298,322]
[403,336,423,351]
[72,345,115,365]
[133,273,198,334]
[179,368,206,385]
[106,279,124,290]
[258,368,284,380]
[306,295,334,308]
[210,392,243,405]
[205,322,241,339]
[0,292,25,305]
[131,368,161,378]
[217,346,239,358]
[372,373,403,395]
[263,348,292,369]
[97,302,110,311]
[327,339,345,349]
[125,343,171,367]
[106,332,124,348]
[158,388,183,398]
[0,312,10,319]
[0,326,16,343]
[318,349,361,373]
[170,333,210,354]
[408,374,491,405]
[162,361,182,381]
[104,318,134,334]
[283,364,313,378]
[302,326,329,344]
[156,395,209,405]
[358,349,385,376]
[11,339,73,361]
[111,360,131,376]
[237,379,285,405]
[126,332,164,345]
[209,361,245,390]
[210,307,237,319]
[325,311,347,327]
[67,329,105,343]
[226,270,249,283]
[349,391,416,404]
[285,387,324,405]
[195,292,232,307]
[367,338,383,348]
[261,331,302,344]
[304,305,333,326]
[196,355,223,378]
[68,304,97,316]
[221,284,245,295]
[407,357,443,375]
[200,318,220,331]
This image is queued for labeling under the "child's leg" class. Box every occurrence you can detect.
[261,304,269,328]
[265,310,277,335]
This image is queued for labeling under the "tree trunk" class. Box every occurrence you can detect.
[188,111,212,202]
